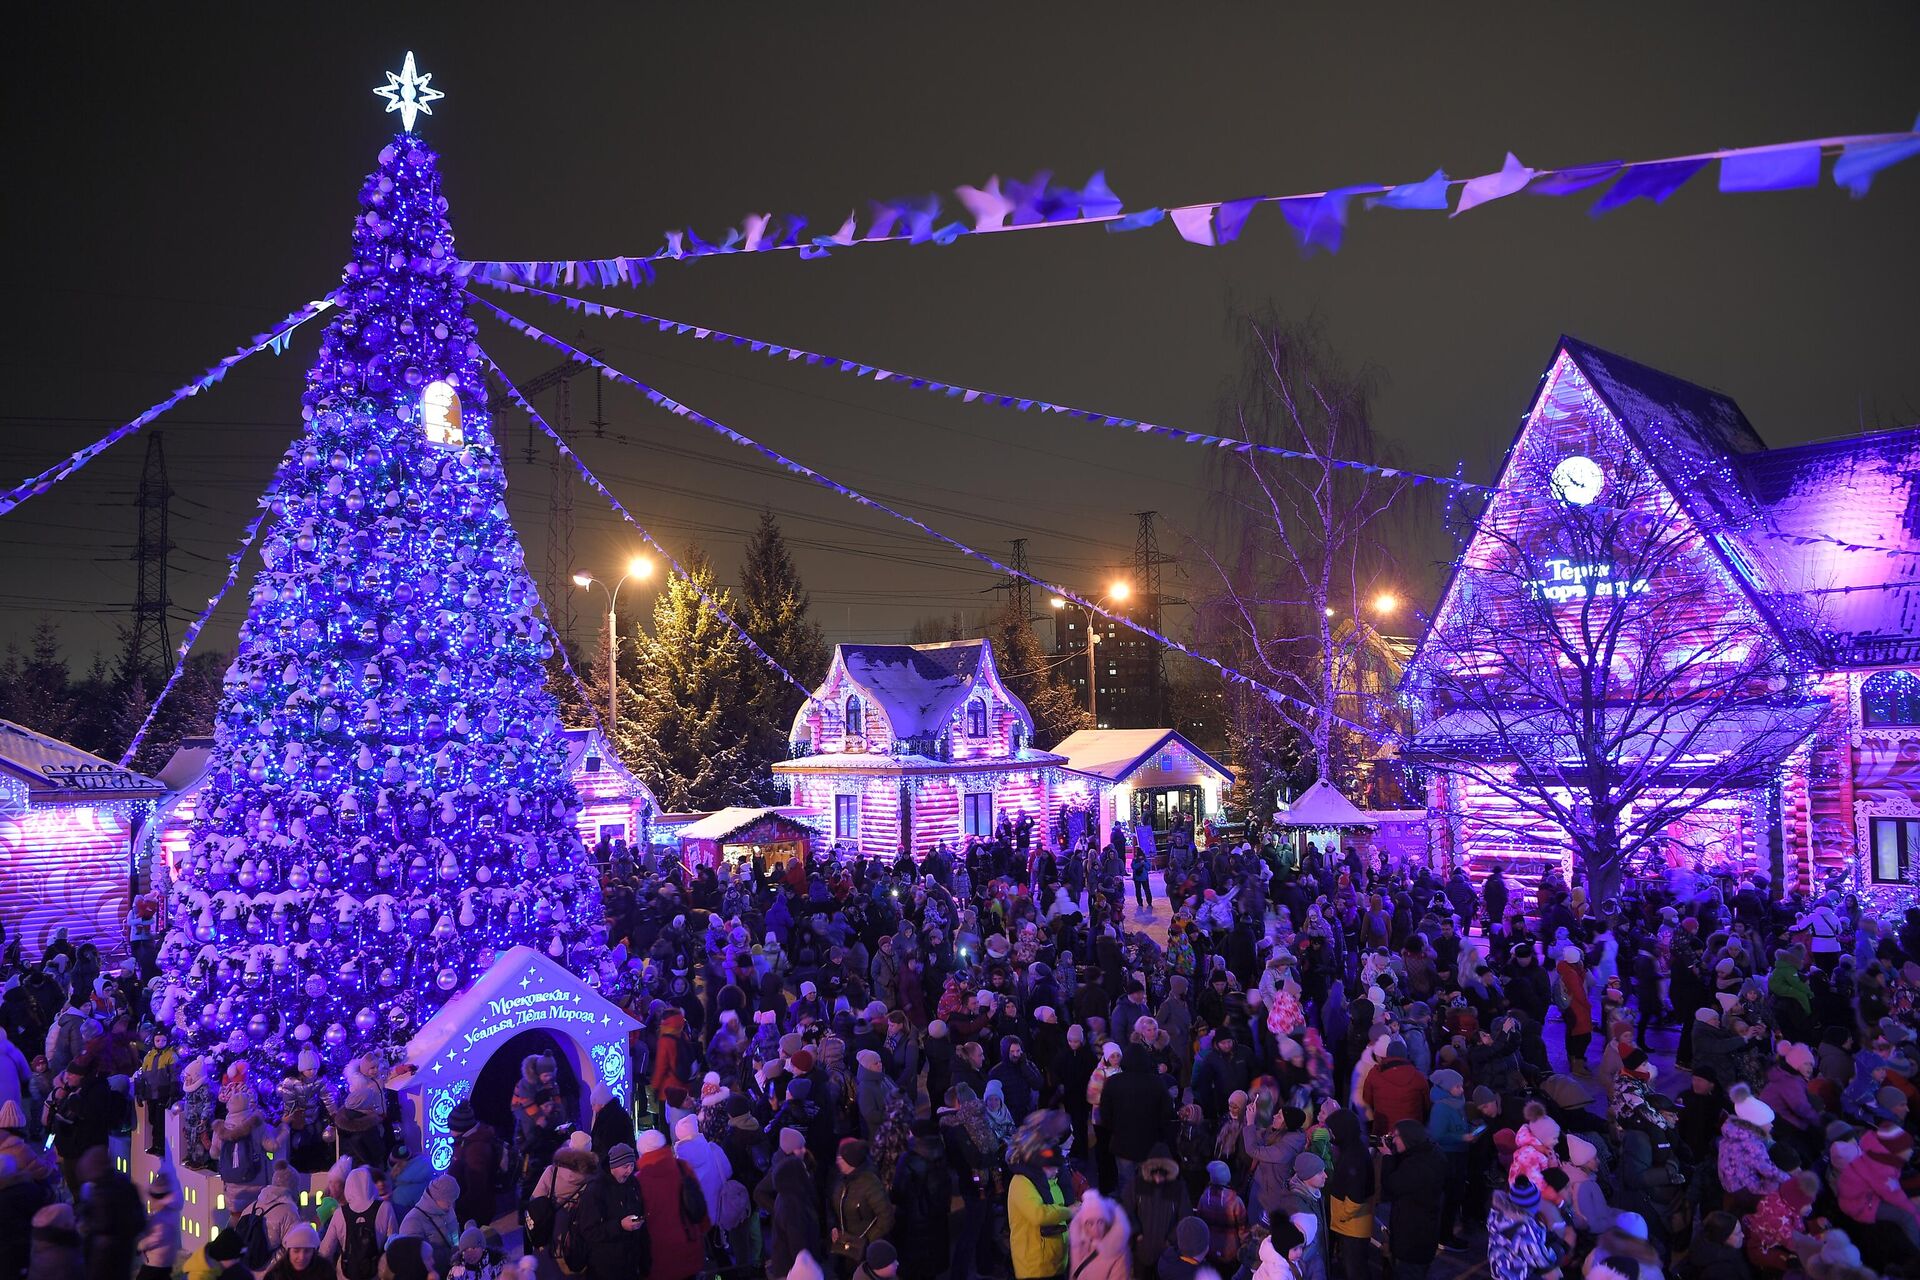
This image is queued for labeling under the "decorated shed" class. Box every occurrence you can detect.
[1051,728,1234,850]
[676,806,816,871]
[0,720,167,955]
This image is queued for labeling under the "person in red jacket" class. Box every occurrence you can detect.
[1359,1039,1430,1138]
[633,1129,710,1280]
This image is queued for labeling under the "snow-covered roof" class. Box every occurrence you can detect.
[1737,429,1920,666]
[0,720,166,800]
[1274,779,1374,828]
[839,639,986,738]
[1051,729,1233,785]
[674,806,813,842]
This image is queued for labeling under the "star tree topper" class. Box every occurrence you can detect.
[375,51,444,132]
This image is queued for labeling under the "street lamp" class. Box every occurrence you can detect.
[572,556,653,733]
[1372,592,1399,615]
[1051,579,1131,726]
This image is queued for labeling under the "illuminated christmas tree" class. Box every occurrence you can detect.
[156,98,604,1074]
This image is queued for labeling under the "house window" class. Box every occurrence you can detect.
[1862,671,1920,727]
[964,792,994,838]
[583,754,602,773]
[598,823,626,843]
[1872,817,1920,883]
[835,794,860,841]
[845,695,864,737]
[967,699,988,737]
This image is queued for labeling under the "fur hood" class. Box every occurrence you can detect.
[553,1146,600,1176]
[1069,1191,1131,1259]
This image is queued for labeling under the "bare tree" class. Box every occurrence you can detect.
[1408,456,1828,903]
[1191,309,1431,810]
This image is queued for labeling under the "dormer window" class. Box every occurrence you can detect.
[845,695,864,738]
[967,699,987,737]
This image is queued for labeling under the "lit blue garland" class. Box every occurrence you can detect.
[0,295,337,518]
[483,356,824,711]
[470,277,1485,493]
[117,492,278,769]
[472,296,1371,735]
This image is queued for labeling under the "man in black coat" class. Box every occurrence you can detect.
[77,1147,144,1280]
[1101,1044,1175,1192]
[1190,1032,1252,1126]
[577,1144,647,1280]
[1380,1119,1449,1280]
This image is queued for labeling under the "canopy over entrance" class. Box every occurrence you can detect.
[1273,779,1375,829]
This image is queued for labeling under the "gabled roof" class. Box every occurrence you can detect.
[838,638,991,738]
[0,720,166,800]
[1050,728,1234,785]
[675,806,814,842]
[1736,428,1920,666]
[1273,779,1374,828]
[1414,337,1797,683]
[398,944,638,1083]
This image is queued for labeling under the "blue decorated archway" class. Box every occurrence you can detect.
[396,946,638,1171]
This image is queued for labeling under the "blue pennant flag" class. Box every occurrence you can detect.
[1372,169,1450,210]
[1719,145,1822,192]
[1591,158,1709,214]
[1834,120,1920,196]
[1529,161,1624,196]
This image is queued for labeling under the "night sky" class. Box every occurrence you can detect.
[4,5,1917,666]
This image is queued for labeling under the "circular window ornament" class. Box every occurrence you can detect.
[1550,454,1604,506]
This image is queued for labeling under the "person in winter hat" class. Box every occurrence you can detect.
[1065,1191,1132,1280]
[395,1173,461,1273]
[236,1159,296,1247]
[320,1166,398,1280]
[635,1127,708,1280]
[134,1171,181,1280]
[1195,1159,1252,1271]
[1158,1214,1214,1280]
[672,1113,730,1227]
[262,1224,329,1280]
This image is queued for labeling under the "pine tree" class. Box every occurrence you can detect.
[0,620,76,740]
[157,134,603,1072]
[988,597,1091,748]
[628,547,761,812]
[736,513,827,799]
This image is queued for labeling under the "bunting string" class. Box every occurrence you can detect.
[482,355,824,711]
[459,119,1920,288]
[0,295,337,519]
[473,295,1371,733]
[118,496,277,769]
[468,277,1485,493]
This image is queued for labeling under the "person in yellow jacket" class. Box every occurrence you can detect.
[1007,1111,1077,1280]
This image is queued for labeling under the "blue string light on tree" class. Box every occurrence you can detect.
[154,73,605,1087]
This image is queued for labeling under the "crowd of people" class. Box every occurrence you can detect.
[5,819,1920,1280]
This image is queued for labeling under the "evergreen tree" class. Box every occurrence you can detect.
[988,597,1091,748]
[0,620,76,740]
[628,547,760,811]
[158,133,603,1072]
[736,513,827,798]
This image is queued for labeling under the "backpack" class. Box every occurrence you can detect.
[219,1123,265,1187]
[550,1187,589,1272]
[714,1178,751,1232]
[225,1204,274,1271]
[677,1163,708,1227]
[338,1203,382,1280]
